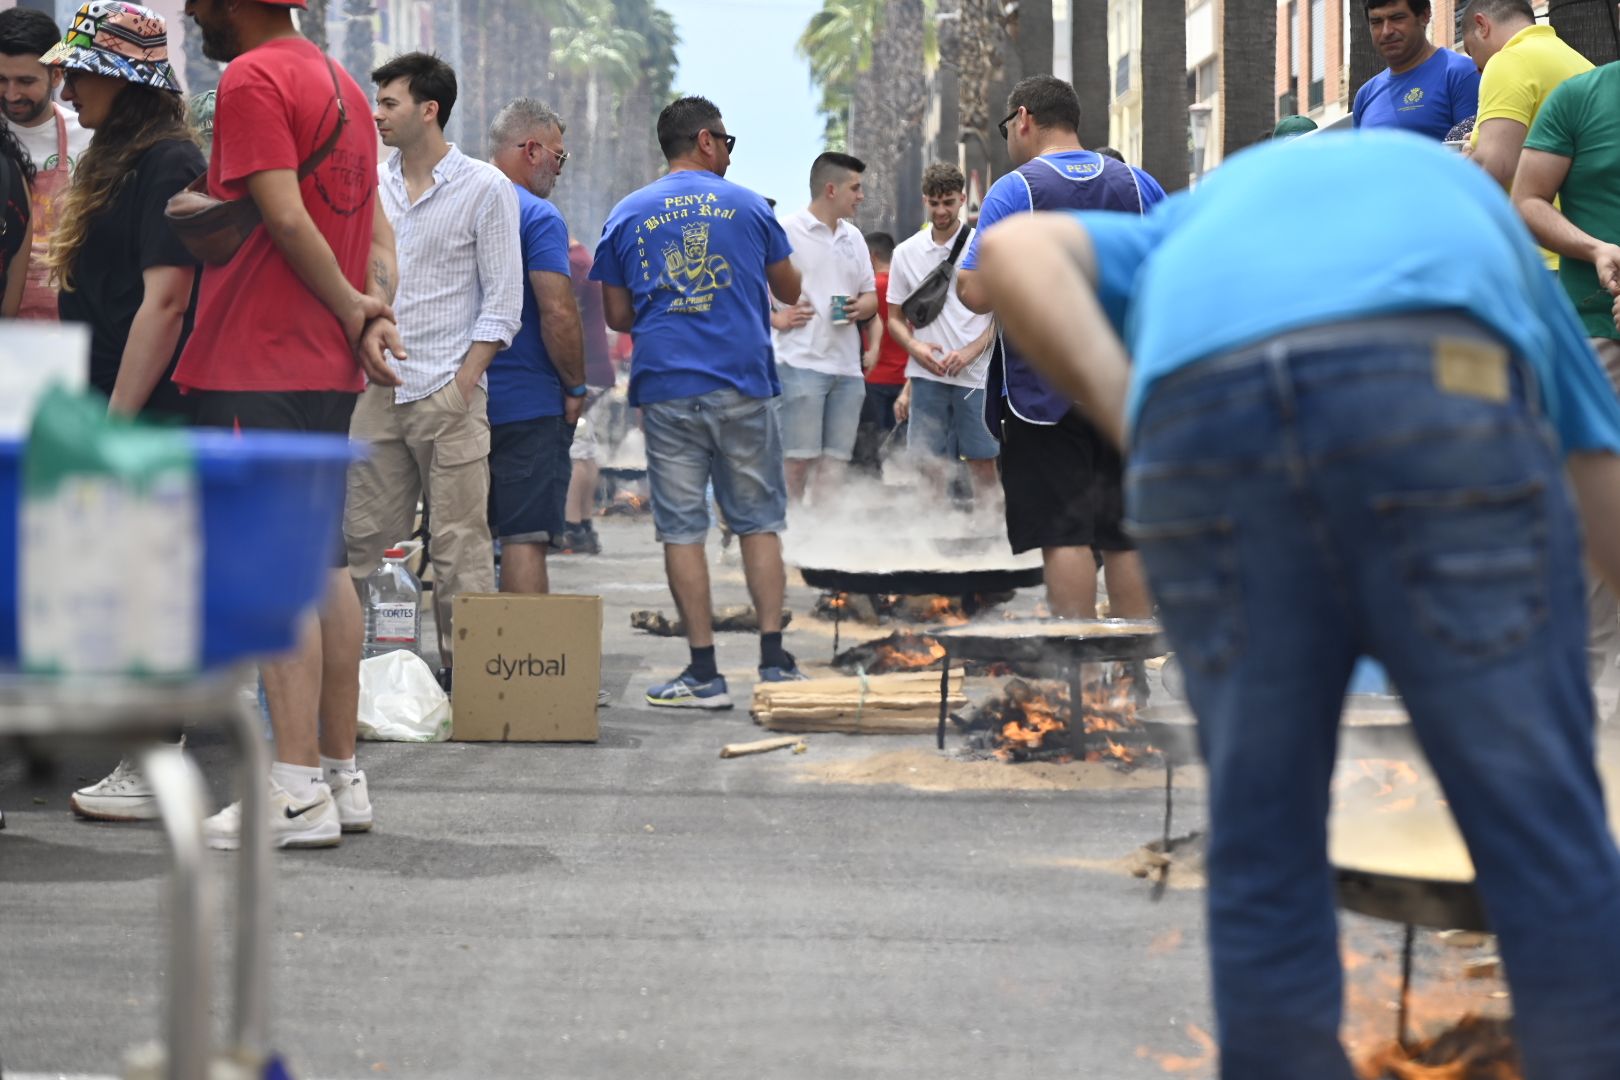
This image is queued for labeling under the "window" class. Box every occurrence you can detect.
[1116,53,1133,98]
[1289,0,1300,79]
[1309,0,1326,109]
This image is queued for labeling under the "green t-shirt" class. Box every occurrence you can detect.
[1524,63,1620,340]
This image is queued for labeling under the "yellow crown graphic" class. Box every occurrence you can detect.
[1404,87,1424,105]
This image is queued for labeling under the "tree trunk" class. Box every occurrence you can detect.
[1548,0,1620,65]
[182,14,221,94]
[342,0,375,87]
[1015,0,1054,80]
[1139,0,1189,191]
[858,0,928,234]
[1347,4,1381,105]
[1219,0,1276,159]
[1072,0,1110,149]
[302,0,330,53]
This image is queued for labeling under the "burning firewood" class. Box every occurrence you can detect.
[752,670,967,734]
[832,631,948,674]
[957,674,1162,767]
[631,606,793,637]
[1357,1016,1521,1079]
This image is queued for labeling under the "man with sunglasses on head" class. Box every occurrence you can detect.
[592,96,807,708]
[956,74,1165,624]
[485,98,585,598]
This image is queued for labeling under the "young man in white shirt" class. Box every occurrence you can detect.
[345,52,522,684]
[772,151,878,503]
[0,7,92,320]
[887,162,998,508]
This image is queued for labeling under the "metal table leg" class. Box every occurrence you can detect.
[141,746,212,1080]
[936,648,952,751]
[225,691,271,1060]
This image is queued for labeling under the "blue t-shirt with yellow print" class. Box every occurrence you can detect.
[1353,46,1481,139]
[592,170,792,407]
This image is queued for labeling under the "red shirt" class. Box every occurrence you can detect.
[867,269,909,386]
[569,240,614,388]
[175,38,377,393]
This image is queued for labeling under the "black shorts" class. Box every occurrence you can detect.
[998,407,1133,555]
[192,390,358,567]
[489,415,574,544]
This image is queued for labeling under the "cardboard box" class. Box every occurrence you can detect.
[452,593,601,742]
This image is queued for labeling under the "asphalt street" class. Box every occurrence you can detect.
[0,515,1300,1078]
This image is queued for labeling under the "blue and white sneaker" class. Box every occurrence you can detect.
[646,670,733,710]
[758,662,810,683]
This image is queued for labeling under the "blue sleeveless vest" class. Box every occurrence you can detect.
[986,153,1147,433]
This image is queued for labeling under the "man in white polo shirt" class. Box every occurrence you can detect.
[772,151,878,502]
[887,162,998,508]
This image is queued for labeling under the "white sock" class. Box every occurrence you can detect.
[320,755,357,777]
[270,761,324,802]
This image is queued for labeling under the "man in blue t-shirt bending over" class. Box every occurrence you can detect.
[487,98,586,596]
[1353,0,1480,138]
[973,131,1620,1080]
[592,95,806,707]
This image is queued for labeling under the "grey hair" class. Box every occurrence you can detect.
[490,98,567,147]
[1460,0,1534,26]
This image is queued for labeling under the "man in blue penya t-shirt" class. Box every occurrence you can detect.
[486,98,586,596]
[592,95,806,707]
[1353,0,1480,139]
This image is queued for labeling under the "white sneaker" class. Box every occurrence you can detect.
[204,780,341,851]
[327,767,372,833]
[71,757,160,822]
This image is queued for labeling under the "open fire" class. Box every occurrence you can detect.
[833,631,948,674]
[958,671,1161,767]
[812,590,1012,626]
[1357,1017,1521,1079]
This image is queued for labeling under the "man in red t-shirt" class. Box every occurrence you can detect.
[179,0,404,851]
[852,231,908,473]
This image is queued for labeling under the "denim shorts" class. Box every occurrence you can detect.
[777,362,866,461]
[907,377,999,461]
[489,415,574,543]
[641,388,788,545]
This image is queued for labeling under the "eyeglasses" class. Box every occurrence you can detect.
[997,108,1021,141]
[695,129,737,152]
[518,140,570,167]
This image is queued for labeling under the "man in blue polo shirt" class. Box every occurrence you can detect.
[973,131,1620,1080]
[593,95,806,708]
[1353,0,1480,138]
[487,99,585,595]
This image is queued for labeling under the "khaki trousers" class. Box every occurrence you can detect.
[344,380,495,662]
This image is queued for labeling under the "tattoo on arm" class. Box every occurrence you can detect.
[371,257,393,302]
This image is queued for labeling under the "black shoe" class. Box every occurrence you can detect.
[436,666,452,694]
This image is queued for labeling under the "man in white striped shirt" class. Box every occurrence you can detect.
[343,52,522,680]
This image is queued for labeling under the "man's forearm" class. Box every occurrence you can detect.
[539,304,586,388]
[966,321,997,358]
[886,312,920,358]
[1517,195,1606,263]
[458,340,502,383]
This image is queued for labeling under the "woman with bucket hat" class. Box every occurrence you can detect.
[49,2,208,823]
[43,1,205,422]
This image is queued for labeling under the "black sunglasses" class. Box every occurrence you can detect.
[997,108,1024,141]
[697,129,737,152]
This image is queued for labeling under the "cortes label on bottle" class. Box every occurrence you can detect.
[374,603,418,643]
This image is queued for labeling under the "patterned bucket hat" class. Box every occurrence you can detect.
[40,2,183,94]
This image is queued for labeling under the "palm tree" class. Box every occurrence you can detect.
[1219,0,1275,158]
[1072,0,1110,149]
[1137,0,1187,190]
[1347,3,1380,106]
[302,0,330,53]
[552,0,650,234]
[1548,0,1620,65]
[1014,0,1053,82]
[861,0,930,232]
[797,0,883,148]
[342,0,375,85]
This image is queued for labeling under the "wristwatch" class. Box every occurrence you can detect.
[566,384,589,398]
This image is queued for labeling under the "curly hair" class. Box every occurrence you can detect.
[921,162,965,198]
[50,83,195,291]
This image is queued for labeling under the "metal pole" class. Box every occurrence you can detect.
[143,747,213,1080]
[936,650,952,750]
[1397,922,1416,1052]
[226,690,272,1059]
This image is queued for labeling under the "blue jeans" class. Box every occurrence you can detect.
[908,377,999,461]
[1126,314,1620,1080]
[641,388,787,545]
[777,362,866,462]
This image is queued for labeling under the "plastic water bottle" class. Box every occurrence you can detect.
[363,547,423,659]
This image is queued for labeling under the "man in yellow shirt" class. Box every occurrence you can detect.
[1462,0,1592,244]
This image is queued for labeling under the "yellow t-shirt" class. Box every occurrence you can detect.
[1472,24,1594,269]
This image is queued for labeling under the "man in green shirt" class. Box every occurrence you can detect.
[1514,61,1620,697]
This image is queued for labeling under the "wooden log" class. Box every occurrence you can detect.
[719,736,806,759]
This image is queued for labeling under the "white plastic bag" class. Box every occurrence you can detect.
[357,650,451,742]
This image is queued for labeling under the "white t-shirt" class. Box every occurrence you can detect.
[886,223,994,388]
[773,207,876,377]
[7,103,91,176]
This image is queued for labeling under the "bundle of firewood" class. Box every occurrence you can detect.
[751,670,966,734]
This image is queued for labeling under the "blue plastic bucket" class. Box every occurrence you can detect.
[0,430,359,668]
